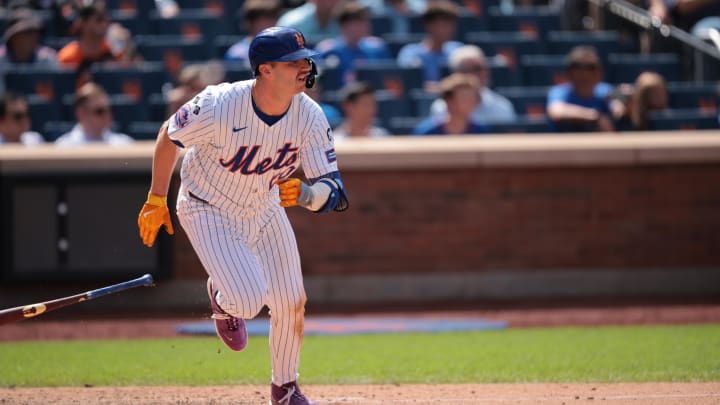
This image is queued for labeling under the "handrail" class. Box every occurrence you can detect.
[588,0,720,80]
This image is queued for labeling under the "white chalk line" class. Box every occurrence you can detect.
[318,392,720,403]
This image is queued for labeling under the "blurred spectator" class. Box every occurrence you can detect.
[0,8,57,66]
[414,73,489,135]
[397,0,464,90]
[225,0,282,64]
[429,45,516,125]
[55,82,133,146]
[361,0,426,34]
[648,0,720,33]
[304,76,343,128]
[276,0,342,39]
[165,61,226,118]
[315,1,392,85]
[628,71,669,130]
[546,46,615,133]
[0,7,58,93]
[0,91,45,145]
[57,1,131,71]
[154,0,179,19]
[334,81,390,139]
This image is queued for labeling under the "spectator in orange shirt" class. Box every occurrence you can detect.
[57,1,123,70]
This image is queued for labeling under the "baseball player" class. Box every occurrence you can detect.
[137,26,348,405]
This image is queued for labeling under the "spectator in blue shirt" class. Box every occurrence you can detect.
[225,0,281,64]
[276,0,342,40]
[397,0,464,90]
[361,0,426,34]
[546,46,615,133]
[414,73,489,135]
[315,1,392,85]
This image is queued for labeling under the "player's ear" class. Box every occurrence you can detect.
[260,63,272,77]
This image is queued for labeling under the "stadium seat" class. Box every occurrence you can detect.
[545,31,620,63]
[408,12,487,40]
[148,93,170,122]
[224,63,254,83]
[26,96,61,135]
[42,121,75,141]
[607,53,682,84]
[520,54,568,86]
[127,121,163,140]
[375,90,413,129]
[134,35,210,78]
[487,115,551,134]
[213,35,243,59]
[90,62,171,102]
[382,33,425,58]
[355,63,424,97]
[4,67,78,104]
[386,116,427,136]
[146,9,229,40]
[370,15,393,36]
[667,82,720,111]
[465,31,543,70]
[648,109,719,130]
[496,86,549,119]
[486,6,562,39]
[409,89,436,117]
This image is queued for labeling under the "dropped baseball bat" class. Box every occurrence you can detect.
[0,273,154,325]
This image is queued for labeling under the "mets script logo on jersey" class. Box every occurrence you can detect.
[174,103,193,129]
[219,142,298,175]
[294,33,305,48]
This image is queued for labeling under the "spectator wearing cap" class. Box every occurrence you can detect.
[55,82,133,146]
[430,45,516,125]
[397,0,464,90]
[225,0,282,64]
[546,46,615,133]
[276,0,342,40]
[315,1,392,85]
[0,8,57,66]
[334,81,390,139]
[414,73,489,135]
[0,91,45,145]
[57,1,123,68]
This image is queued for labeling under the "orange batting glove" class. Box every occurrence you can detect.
[276,178,303,208]
[138,192,174,247]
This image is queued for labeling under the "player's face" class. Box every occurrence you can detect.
[271,59,313,93]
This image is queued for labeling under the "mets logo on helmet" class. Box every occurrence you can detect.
[294,33,305,48]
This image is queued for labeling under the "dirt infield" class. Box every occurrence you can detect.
[2,303,719,405]
[1,383,719,404]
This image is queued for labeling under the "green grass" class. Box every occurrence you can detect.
[1,324,719,387]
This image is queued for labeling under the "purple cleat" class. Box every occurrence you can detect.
[270,381,317,405]
[206,278,247,351]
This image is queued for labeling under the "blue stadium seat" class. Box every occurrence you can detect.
[148,93,170,122]
[407,12,488,40]
[4,66,78,104]
[317,64,344,92]
[127,121,163,140]
[486,6,562,39]
[26,96,61,135]
[224,63,254,83]
[214,35,244,59]
[146,9,229,40]
[42,121,75,141]
[496,86,549,119]
[545,31,620,62]
[487,115,551,134]
[465,31,541,73]
[134,35,210,78]
[355,63,425,97]
[370,15,393,36]
[375,90,413,129]
[520,54,568,86]
[648,109,719,130]
[409,89,436,117]
[387,116,427,136]
[607,53,682,84]
[90,62,171,102]
[382,33,425,58]
[667,82,720,110]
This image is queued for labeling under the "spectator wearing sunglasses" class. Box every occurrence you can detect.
[55,82,133,146]
[0,91,45,145]
[546,46,614,133]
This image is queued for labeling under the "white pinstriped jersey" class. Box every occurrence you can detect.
[167,80,338,215]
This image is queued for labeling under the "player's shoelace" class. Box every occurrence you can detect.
[211,313,239,331]
[277,385,299,404]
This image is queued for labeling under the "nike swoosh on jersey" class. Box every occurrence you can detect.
[232,126,247,132]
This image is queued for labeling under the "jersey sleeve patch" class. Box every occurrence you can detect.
[325,148,337,163]
[174,103,193,129]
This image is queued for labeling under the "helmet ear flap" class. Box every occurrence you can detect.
[305,58,318,89]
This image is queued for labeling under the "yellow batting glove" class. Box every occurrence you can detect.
[276,178,302,208]
[138,192,174,247]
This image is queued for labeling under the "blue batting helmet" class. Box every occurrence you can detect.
[249,26,319,77]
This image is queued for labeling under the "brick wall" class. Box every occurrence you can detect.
[173,163,720,278]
